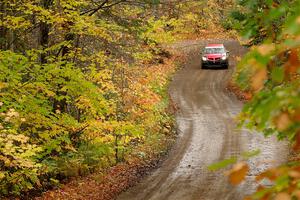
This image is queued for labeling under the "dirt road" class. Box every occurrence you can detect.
[117,40,288,200]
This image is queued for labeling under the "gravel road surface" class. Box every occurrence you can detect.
[117,40,288,200]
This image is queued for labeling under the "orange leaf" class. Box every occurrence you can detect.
[257,44,275,56]
[288,170,300,179]
[287,183,297,194]
[243,92,253,101]
[244,196,252,200]
[292,112,300,122]
[289,50,300,66]
[285,49,300,77]
[228,162,249,185]
[256,168,279,182]
[251,68,267,91]
[272,2,279,7]
[293,132,300,151]
[274,112,291,131]
[274,193,291,200]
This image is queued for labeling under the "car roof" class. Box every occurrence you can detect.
[205,44,224,48]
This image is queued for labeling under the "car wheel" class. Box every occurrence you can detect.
[201,64,206,69]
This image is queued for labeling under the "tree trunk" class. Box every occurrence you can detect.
[39,0,53,63]
[0,1,7,50]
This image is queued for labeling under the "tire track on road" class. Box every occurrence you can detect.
[117,40,288,200]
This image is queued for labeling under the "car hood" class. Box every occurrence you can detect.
[204,54,223,59]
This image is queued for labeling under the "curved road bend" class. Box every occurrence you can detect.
[117,40,288,200]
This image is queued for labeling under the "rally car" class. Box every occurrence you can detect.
[201,44,229,69]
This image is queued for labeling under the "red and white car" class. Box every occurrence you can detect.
[201,44,229,69]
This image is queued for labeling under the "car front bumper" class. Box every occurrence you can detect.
[202,59,228,67]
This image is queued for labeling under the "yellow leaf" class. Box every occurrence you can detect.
[0,82,7,89]
[296,16,300,25]
[0,171,5,179]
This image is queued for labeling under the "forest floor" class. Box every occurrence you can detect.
[34,31,288,200]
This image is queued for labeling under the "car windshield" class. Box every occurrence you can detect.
[204,47,225,54]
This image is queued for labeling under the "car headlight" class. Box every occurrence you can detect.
[221,55,227,60]
[202,57,207,61]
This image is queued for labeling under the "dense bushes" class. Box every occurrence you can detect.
[0,44,180,195]
[0,0,179,196]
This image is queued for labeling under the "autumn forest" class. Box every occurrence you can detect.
[2,0,300,199]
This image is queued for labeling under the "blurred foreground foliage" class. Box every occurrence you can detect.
[228,0,300,199]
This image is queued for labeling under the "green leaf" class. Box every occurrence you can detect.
[208,157,237,171]
[241,149,261,159]
[271,67,284,83]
